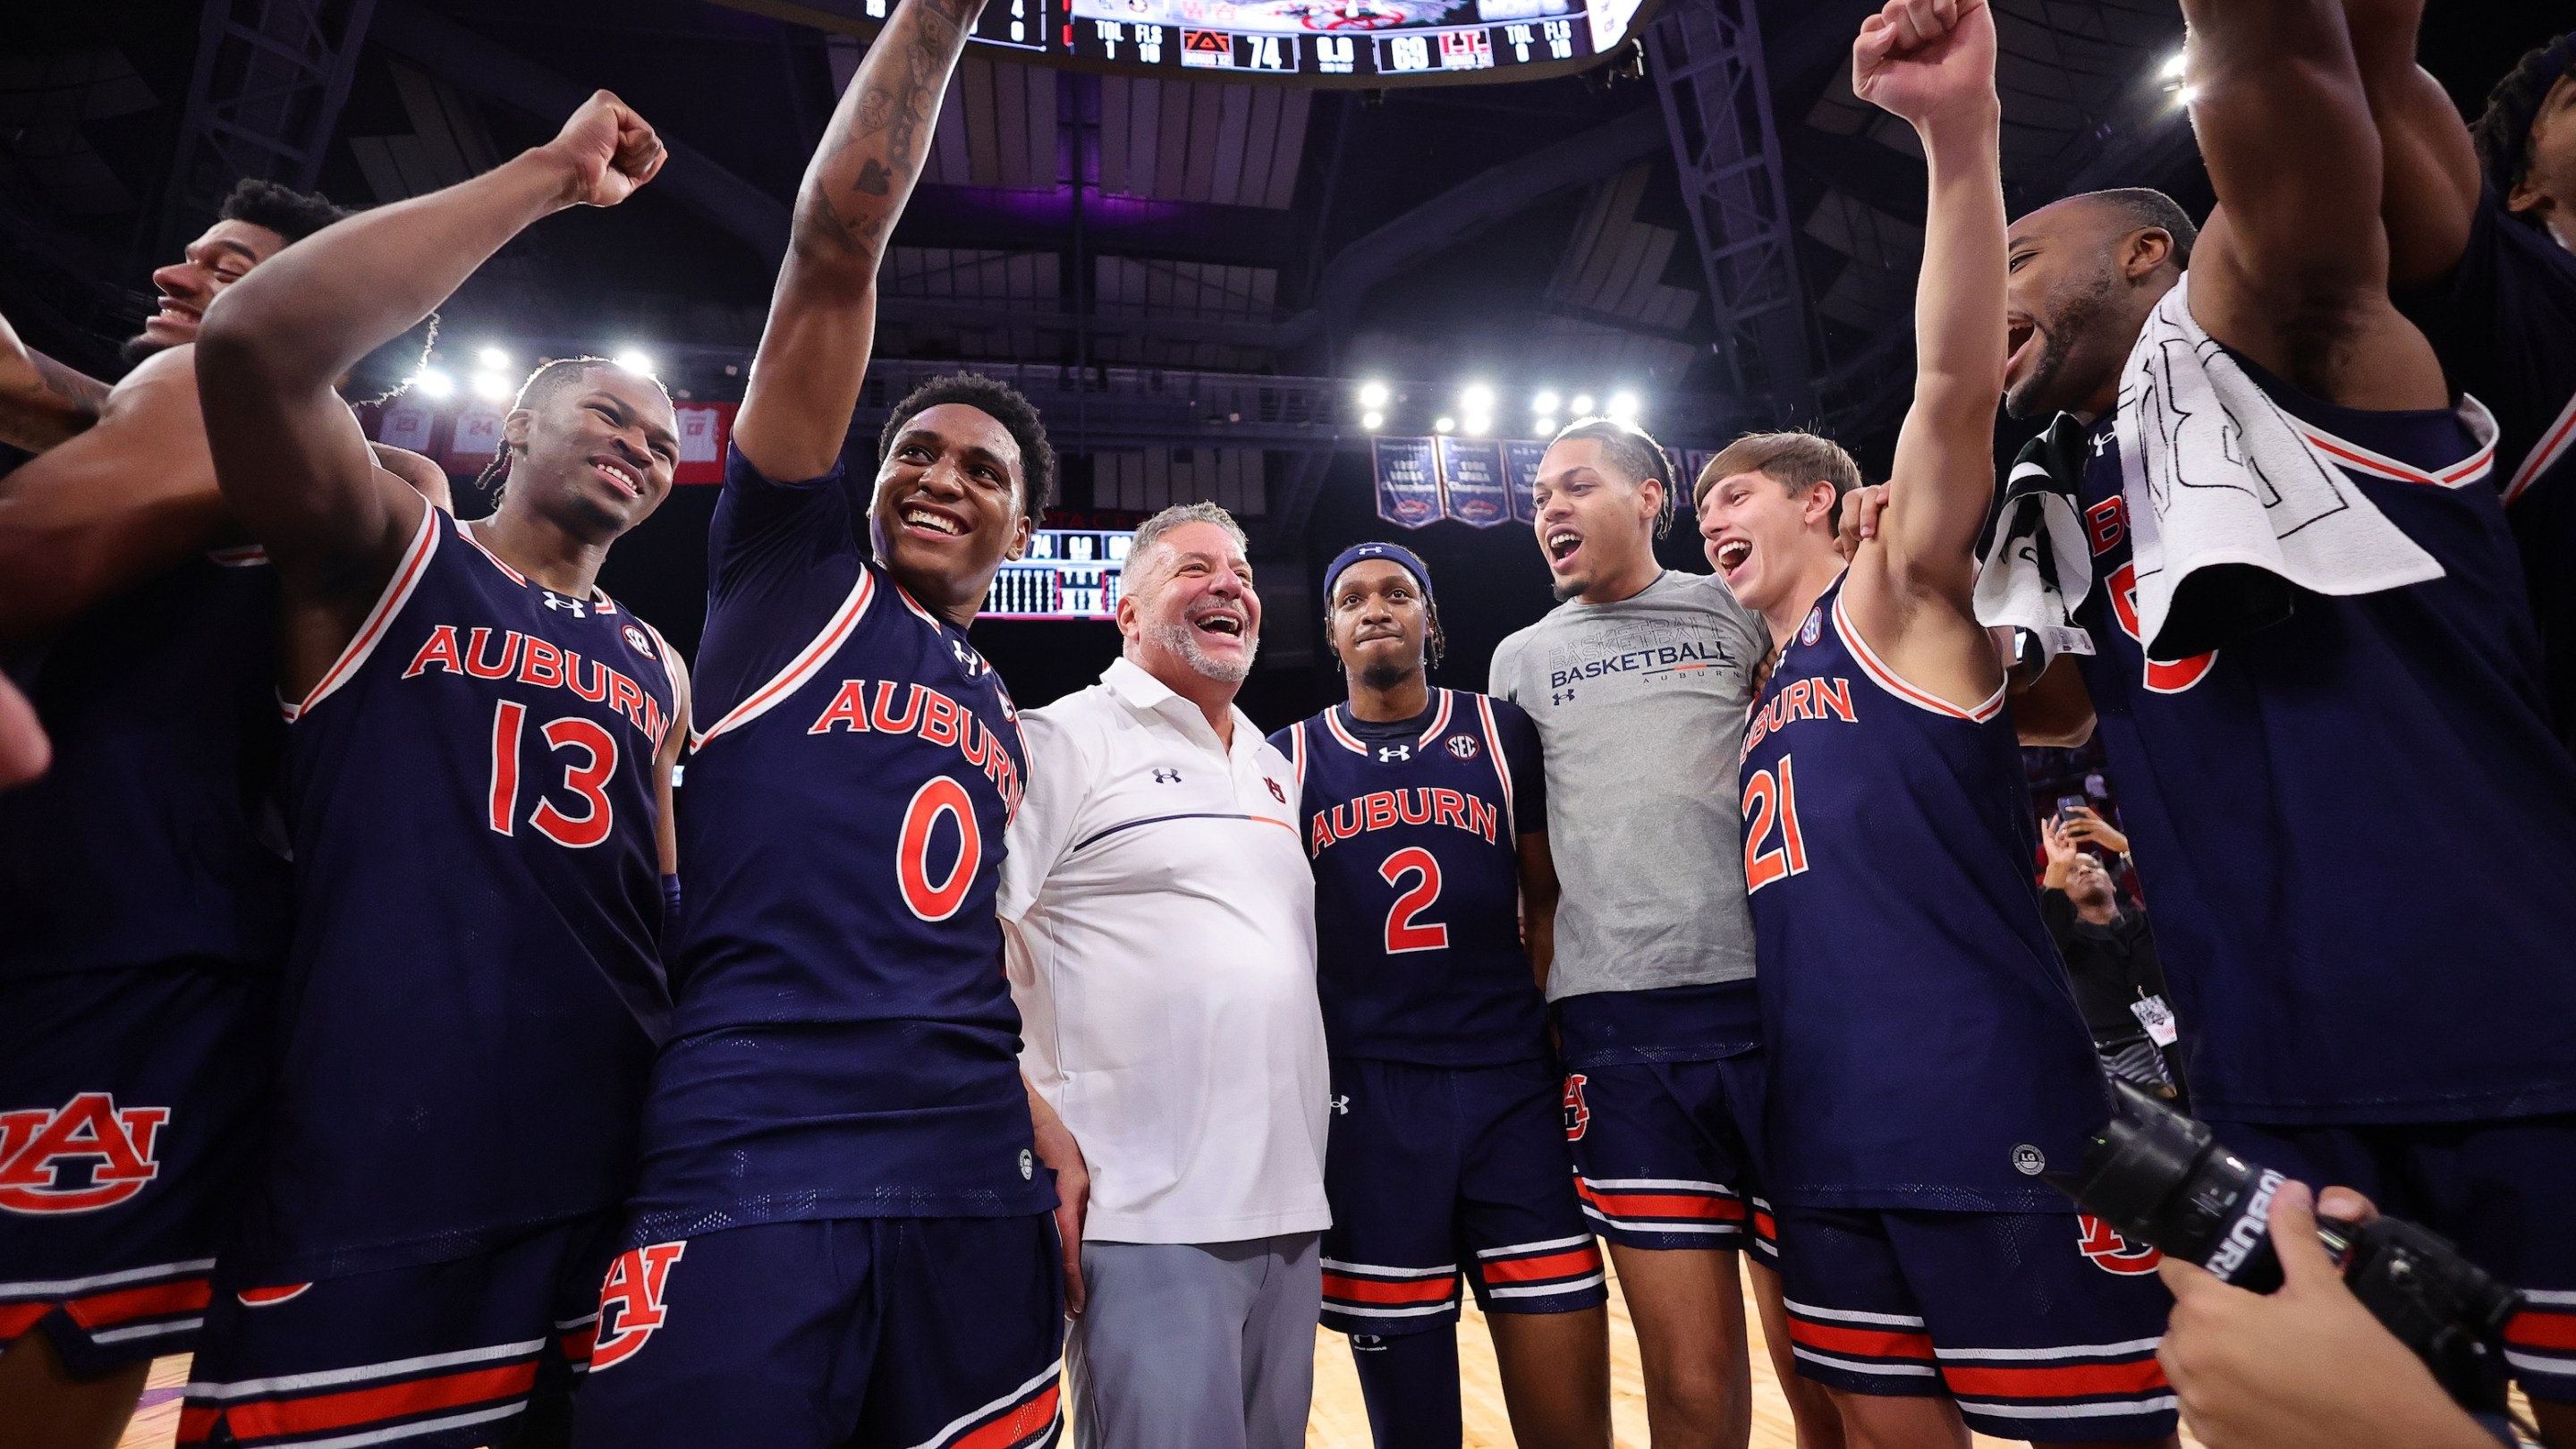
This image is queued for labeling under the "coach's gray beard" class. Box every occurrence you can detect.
[1147,617,1256,683]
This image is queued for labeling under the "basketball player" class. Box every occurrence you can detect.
[1985,0,2576,1431]
[1269,543,1610,1449]
[0,182,452,1449]
[1492,422,1830,1449]
[2330,12,2576,743]
[175,94,690,1448]
[1697,4,2174,1442]
[572,0,1074,1443]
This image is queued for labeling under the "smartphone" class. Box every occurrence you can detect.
[2056,794,2088,819]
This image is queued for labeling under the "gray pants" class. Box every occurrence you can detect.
[1067,1233,1322,1449]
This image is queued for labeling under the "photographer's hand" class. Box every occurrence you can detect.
[2157,1181,2496,1449]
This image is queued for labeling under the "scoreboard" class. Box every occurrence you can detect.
[718,0,1657,86]
[983,528,1133,620]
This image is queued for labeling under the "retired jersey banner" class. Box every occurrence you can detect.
[1372,436,1443,530]
[443,403,507,473]
[1502,439,1548,524]
[1436,437,1511,527]
[674,402,736,486]
[376,399,438,456]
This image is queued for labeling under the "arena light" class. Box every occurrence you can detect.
[1434,416,1456,434]
[612,350,657,377]
[1533,416,1558,436]
[1361,410,1385,430]
[477,345,512,371]
[1464,414,1492,436]
[2174,84,2201,106]
[411,367,456,400]
[1357,380,1391,410]
[2158,50,2185,80]
[1569,393,1596,416]
[470,371,513,402]
[1606,391,1641,422]
[1531,388,1561,415]
[1459,383,1496,413]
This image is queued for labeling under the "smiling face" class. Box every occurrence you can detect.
[500,366,679,542]
[1119,521,1260,687]
[1532,436,1664,603]
[132,220,290,355]
[1326,558,1430,691]
[1696,469,1839,618]
[869,402,1032,624]
[2003,197,2174,420]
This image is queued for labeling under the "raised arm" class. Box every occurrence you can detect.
[0,311,113,452]
[1842,0,2011,708]
[731,0,985,481]
[197,92,661,685]
[2178,0,2447,410]
[2338,0,2481,293]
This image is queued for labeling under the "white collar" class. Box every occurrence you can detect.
[1103,656,1256,752]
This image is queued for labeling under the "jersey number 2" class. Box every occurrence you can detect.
[1379,847,1449,953]
[488,700,618,848]
[1741,754,1809,894]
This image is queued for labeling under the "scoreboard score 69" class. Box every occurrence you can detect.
[719,0,1655,86]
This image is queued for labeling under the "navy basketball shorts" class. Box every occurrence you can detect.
[179,1212,616,1449]
[1775,1204,2178,1443]
[571,1215,1065,1449]
[1554,984,1775,1259]
[0,962,273,1375]
[2210,1113,2576,1405]
[1319,1057,1606,1336]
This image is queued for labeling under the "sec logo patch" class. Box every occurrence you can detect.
[1799,607,1823,648]
[1445,733,1480,761]
[623,624,654,657]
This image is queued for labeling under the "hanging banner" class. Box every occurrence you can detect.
[442,403,507,474]
[1436,437,1511,527]
[1502,439,1549,524]
[674,402,736,486]
[376,399,438,456]
[1372,436,1443,530]
[1678,447,1719,514]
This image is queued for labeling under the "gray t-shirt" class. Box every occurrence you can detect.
[1489,569,1771,1001]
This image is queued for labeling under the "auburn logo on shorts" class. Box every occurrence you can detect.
[1562,1074,1590,1141]
[0,1093,169,1215]
[2076,1214,2163,1275]
[589,1241,686,1370]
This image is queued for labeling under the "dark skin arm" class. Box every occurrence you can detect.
[2011,653,2097,747]
[2337,0,2482,293]
[731,0,986,482]
[1519,830,1561,992]
[194,92,664,699]
[2178,0,2449,410]
[0,309,112,452]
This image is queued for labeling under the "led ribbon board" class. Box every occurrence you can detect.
[718,0,1657,87]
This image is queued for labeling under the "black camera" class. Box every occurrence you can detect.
[2049,1080,2523,1413]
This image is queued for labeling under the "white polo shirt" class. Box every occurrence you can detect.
[1000,657,1328,1245]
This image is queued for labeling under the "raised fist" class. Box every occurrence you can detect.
[1852,0,1998,129]
[544,90,667,208]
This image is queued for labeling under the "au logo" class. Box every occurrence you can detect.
[2076,1215,2163,1275]
[0,1093,168,1215]
[1561,1074,1590,1141]
[591,1241,688,1370]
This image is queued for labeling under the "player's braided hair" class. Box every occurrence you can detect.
[1548,416,1677,538]
[2473,33,2575,226]
[473,357,668,507]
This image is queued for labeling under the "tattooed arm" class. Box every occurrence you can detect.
[731,0,983,481]
[0,309,113,452]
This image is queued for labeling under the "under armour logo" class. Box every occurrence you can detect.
[541,592,587,617]
[1329,1095,1351,1115]
[2091,431,2113,457]
[1551,688,1576,706]
[952,639,986,676]
[1377,744,1411,762]
[1152,768,1182,784]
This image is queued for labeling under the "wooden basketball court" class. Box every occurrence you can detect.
[116,1267,2142,1448]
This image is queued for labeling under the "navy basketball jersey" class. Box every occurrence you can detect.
[1741,577,2107,1210]
[2067,355,2576,1125]
[0,549,289,980]
[237,505,676,1280]
[623,445,1050,1240]
[1269,690,1548,1067]
[2395,186,2576,743]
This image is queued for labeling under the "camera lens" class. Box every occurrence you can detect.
[2049,1079,2292,1289]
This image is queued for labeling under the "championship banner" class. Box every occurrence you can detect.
[674,402,735,486]
[1435,436,1510,527]
[1372,436,1443,530]
[1502,439,1548,524]
[442,403,506,474]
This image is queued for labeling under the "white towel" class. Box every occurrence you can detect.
[1973,414,2097,670]
[2114,275,2443,662]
